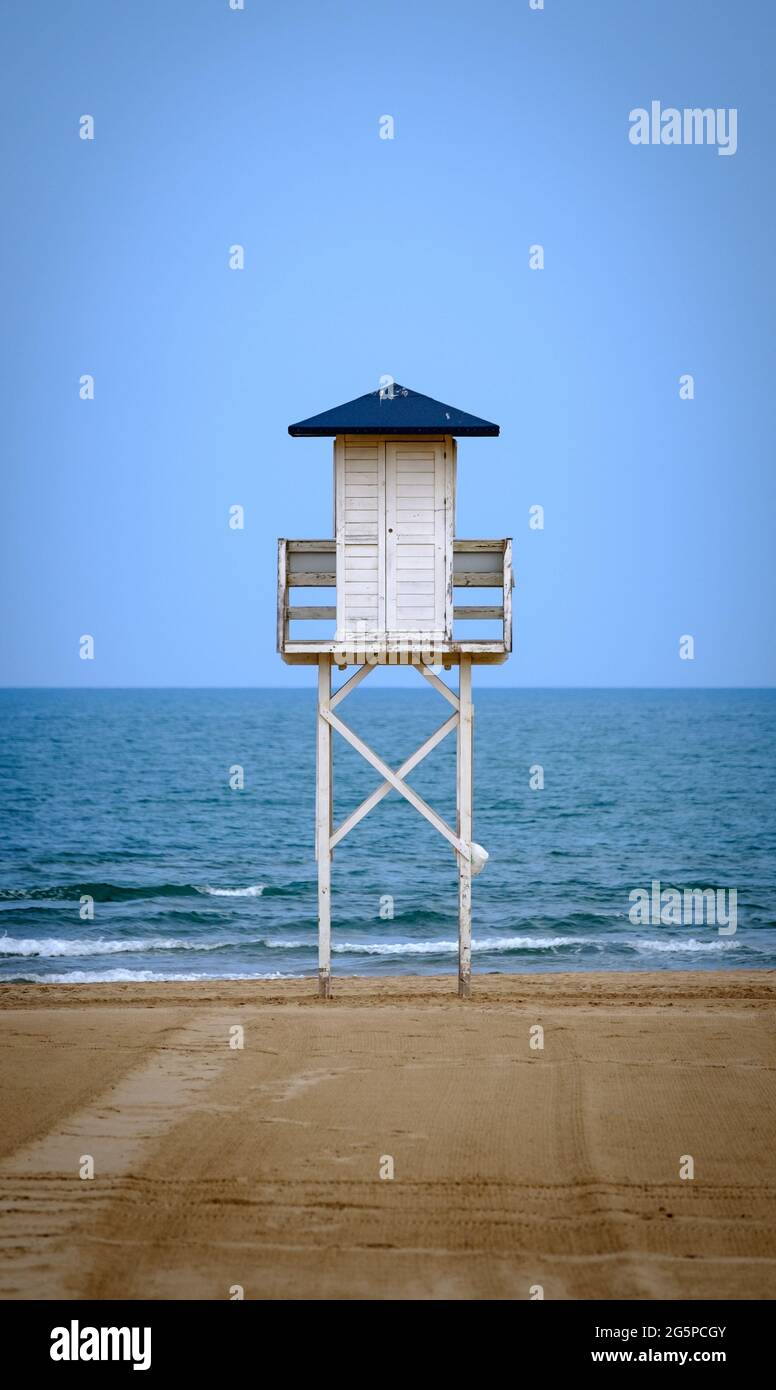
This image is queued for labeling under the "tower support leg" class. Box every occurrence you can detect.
[457,656,473,998]
[316,654,332,998]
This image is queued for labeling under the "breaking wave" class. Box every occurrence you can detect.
[0,934,253,959]
[0,883,265,903]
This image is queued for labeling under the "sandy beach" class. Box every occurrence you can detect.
[1,972,775,1301]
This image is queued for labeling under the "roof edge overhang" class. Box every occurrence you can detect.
[288,424,499,438]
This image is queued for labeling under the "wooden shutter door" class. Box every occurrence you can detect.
[385,441,450,638]
[336,438,385,639]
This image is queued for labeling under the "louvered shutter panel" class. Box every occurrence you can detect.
[336,440,384,638]
[386,442,449,637]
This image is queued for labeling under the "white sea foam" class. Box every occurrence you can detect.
[11,968,302,984]
[1,931,745,965]
[268,934,747,958]
[633,937,739,953]
[0,934,249,958]
[319,936,594,956]
[197,884,265,898]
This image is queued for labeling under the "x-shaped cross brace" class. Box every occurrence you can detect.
[321,662,468,860]
[315,655,474,1000]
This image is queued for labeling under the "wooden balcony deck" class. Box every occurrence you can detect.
[277,539,513,665]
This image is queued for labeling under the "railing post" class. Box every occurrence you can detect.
[503,537,513,653]
[317,654,333,998]
[457,655,473,998]
[276,538,287,654]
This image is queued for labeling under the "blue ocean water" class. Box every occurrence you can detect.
[0,689,774,983]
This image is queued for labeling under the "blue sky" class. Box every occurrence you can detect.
[1,0,774,687]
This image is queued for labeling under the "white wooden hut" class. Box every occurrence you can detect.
[278,384,512,997]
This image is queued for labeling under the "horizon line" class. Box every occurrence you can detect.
[1,685,775,694]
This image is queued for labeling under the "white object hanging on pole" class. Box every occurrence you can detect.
[470,842,489,877]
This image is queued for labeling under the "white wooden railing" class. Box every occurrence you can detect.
[277,538,512,653]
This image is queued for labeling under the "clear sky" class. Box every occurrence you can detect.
[1,0,774,687]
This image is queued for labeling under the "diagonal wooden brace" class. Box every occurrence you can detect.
[322,707,468,858]
[330,712,459,849]
[415,661,459,709]
[330,662,374,709]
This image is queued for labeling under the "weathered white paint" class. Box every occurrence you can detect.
[323,705,467,857]
[457,655,473,999]
[278,536,512,659]
[417,660,460,709]
[503,537,513,652]
[334,435,454,643]
[330,709,458,849]
[283,639,510,664]
[335,437,385,639]
[316,655,332,998]
[385,439,450,637]
[276,538,287,653]
[329,661,374,710]
[313,659,472,996]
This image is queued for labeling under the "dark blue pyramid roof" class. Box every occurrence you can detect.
[288,385,499,437]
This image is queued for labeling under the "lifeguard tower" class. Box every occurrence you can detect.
[277,383,512,997]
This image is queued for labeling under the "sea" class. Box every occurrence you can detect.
[0,688,774,983]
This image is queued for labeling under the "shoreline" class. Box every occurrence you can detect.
[1,971,775,1299]
[2,968,773,1008]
